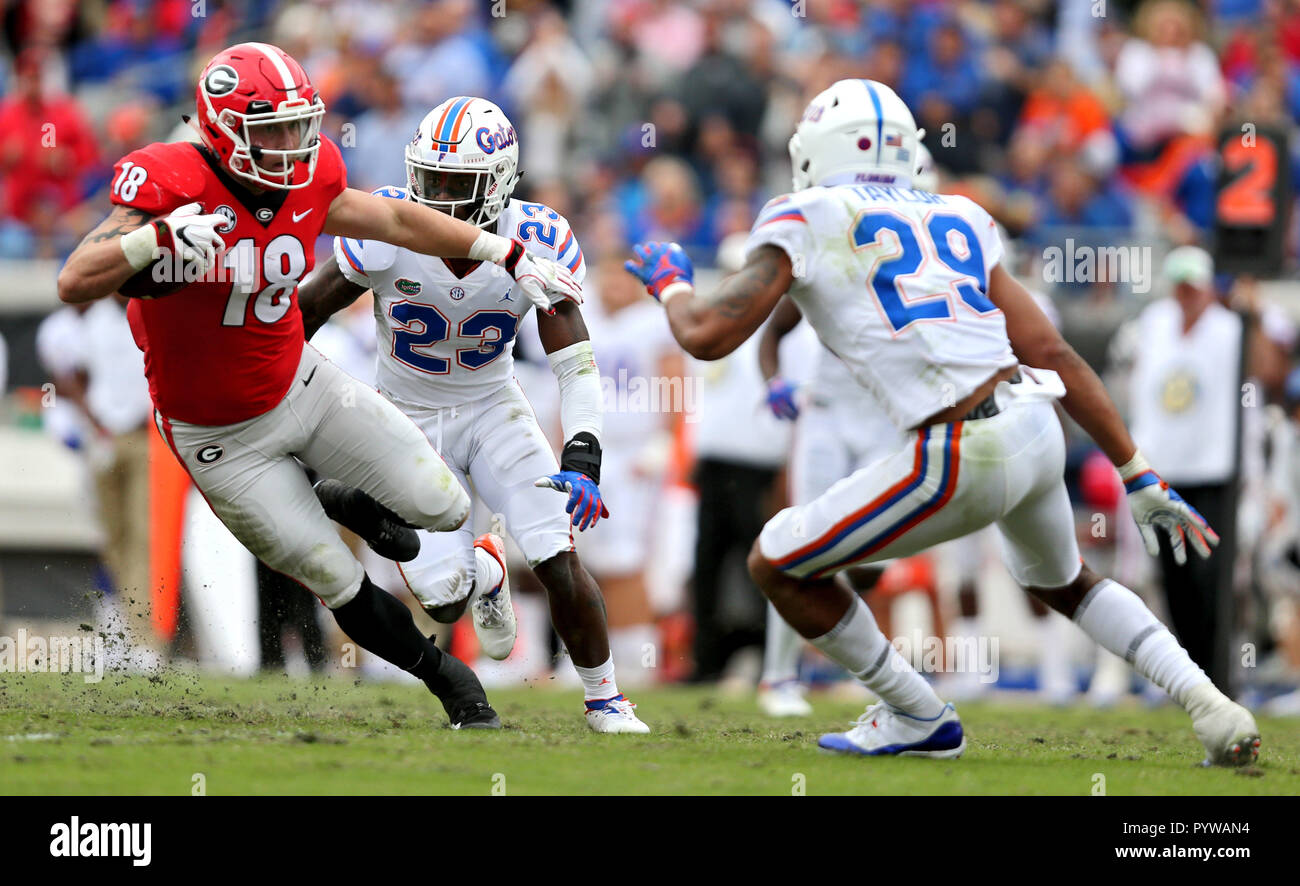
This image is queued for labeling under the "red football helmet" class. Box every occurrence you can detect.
[194,42,325,190]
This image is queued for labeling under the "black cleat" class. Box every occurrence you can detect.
[432,648,502,730]
[449,699,502,730]
[314,479,421,562]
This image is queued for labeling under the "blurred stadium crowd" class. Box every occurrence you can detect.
[4,0,1300,714]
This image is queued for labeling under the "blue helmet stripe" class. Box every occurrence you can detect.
[436,97,471,145]
[861,80,884,166]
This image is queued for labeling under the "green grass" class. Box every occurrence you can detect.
[0,672,1295,795]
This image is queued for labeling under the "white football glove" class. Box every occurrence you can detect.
[120,201,227,276]
[508,243,583,314]
[469,231,582,314]
[1120,451,1219,565]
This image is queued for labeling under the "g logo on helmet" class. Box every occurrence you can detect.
[205,65,239,97]
[196,444,225,465]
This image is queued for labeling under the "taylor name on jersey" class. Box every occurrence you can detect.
[335,188,586,407]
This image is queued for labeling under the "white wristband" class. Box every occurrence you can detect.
[120,222,160,271]
[1116,449,1150,482]
[468,230,511,265]
[660,281,693,305]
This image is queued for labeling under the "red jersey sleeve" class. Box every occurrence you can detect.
[315,135,347,202]
[109,142,207,215]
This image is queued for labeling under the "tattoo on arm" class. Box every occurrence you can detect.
[80,205,153,246]
[711,247,784,320]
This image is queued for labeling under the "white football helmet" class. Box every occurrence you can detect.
[788,79,923,191]
[913,142,938,191]
[406,96,520,228]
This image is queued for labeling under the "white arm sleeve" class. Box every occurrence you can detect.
[547,340,602,443]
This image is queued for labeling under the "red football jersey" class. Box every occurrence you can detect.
[111,135,346,425]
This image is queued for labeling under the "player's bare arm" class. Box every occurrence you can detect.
[298,254,368,340]
[987,263,1138,467]
[324,187,482,258]
[325,187,580,315]
[757,294,803,381]
[536,298,591,353]
[57,204,157,303]
[59,199,229,305]
[625,241,793,361]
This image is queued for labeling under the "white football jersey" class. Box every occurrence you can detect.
[583,296,676,446]
[745,185,1017,430]
[334,188,586,408]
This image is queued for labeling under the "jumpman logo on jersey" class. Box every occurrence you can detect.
[498,288,514,303]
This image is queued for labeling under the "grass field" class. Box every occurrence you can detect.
[1,671,1296,795]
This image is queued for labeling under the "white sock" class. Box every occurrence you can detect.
[573,654,619,701]
[473,546,504,598]
[1073,579,1210,707]
[761,602,803,685]
[810,596,944,718]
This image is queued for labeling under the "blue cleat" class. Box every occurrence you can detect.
[818,702,966,758]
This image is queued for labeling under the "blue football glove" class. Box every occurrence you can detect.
[624,241,694,303]
[534,470,610,531]
[1121,453,1219,565]
[765,376,800,420]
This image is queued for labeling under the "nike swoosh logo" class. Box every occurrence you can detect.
[302,366,318,387]
[292,208,313,223]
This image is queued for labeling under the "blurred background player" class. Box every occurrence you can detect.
[575,255,683,689]
[299,96,649,733]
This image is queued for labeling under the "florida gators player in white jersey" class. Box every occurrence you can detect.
[299,96,648,734]
[627,79,1259,765]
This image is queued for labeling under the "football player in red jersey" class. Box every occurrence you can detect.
[57,43,580,729]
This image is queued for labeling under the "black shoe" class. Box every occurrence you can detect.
[449,699,502,730]
[314,479,421,562]
[431,648,501,730]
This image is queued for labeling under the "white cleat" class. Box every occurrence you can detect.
[585,694,651,734]
[818,701,966,758]
[471,518,516,661]
[758,681,814,717]
[1187,683,1261,767]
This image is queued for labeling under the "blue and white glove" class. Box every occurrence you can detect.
[1120,451,1219,565]
[535,471,609,531]
[624,241,694,304]
[765,376,800,421]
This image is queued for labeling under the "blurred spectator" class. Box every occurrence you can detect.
[385,0,494,112]
[40,296,158,663]
[1126,246,1243,687]
[502,9,595,184]
[1114,0,1226,160]
[685,233,791,682]
[341,64,424,192]
[0,49,99,258]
